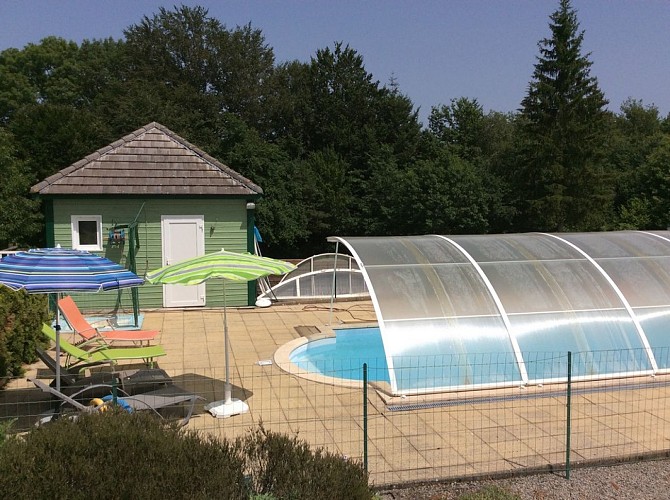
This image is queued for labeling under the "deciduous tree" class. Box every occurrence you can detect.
[0,128,42,247]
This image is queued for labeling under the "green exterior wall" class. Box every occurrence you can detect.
[49,197,253,313]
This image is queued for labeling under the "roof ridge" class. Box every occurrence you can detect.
[148,123,263,194]
[31,122,263,196]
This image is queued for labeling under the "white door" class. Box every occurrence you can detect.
[161,216,206,307]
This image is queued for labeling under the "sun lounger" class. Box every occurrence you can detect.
[31,378,204,426]
[35,346,172,397]
[42,323,166,371]
[58,296,159,346]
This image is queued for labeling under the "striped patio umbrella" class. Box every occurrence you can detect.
[0,247,144,390]
[0,247,144,293]
[147,249,295,418]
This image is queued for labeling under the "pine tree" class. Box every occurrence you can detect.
[517,0,610,231]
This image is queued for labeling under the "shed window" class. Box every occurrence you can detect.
[71,215,102,251]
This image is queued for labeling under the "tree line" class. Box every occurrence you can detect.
[1,1,669,257]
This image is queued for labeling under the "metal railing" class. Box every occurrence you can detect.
[2,348,670,487]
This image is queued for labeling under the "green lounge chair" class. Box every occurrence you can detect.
[35,346,172,397]
[42,323,166,372]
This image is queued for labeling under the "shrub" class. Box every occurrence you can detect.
[0,418,14,445]
[0,412,372,499]
[0,410,248,499]
[459,485,521,499]
[0,288,49,384]
[240,423,373,500]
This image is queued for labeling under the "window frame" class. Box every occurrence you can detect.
[71,215,103,251]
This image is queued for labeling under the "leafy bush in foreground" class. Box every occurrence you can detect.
[0,412,373,499]
[242,423,372,499]
[0,418,14,445]
[458,485,521,499]
[0,410,247,499]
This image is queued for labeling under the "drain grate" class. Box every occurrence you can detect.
[295,325,321,337]
[386,378,670,412]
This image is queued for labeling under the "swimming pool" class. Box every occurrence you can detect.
[289,327,390,383]
[286,326,523,392]
[285,323,653,395]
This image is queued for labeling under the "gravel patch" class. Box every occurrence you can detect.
[377,459,670,499]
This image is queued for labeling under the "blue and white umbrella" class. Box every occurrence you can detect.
[0,247,144,390]
[0,247,143,293]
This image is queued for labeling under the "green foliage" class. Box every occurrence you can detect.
[429,97,487,163]
[1,3,668,257]
[517,0,611,232]
[608,100,670,229]
[0,128,43,247]
[8,103,111,182]
[632,136,670,228]
[123,5,275,130]
[0,413,372,500]
[0,288,49,382]
[0,410,248,499]
[458,485,521,500]
[241,423,373,500]
[614,197,653,230]
[0,418,14,444]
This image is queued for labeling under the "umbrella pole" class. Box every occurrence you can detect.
[54,293,61,393]
[223,280,232,404]
[204,278,249,418]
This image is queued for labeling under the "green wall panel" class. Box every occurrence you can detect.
[51,197,251,313]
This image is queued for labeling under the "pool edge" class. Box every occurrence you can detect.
[274,324,383,390]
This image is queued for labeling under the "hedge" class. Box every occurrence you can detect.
[0,412,373,500]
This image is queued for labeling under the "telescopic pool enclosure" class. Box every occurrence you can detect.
[328,231,670,396]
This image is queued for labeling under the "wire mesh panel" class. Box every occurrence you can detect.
[567,349,670,464]
[4,350,670,487]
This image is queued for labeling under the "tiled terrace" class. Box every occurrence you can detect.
[4,299,670,486]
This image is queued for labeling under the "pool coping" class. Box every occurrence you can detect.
[274,323,384,390]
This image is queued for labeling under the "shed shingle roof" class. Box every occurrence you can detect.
[31,122,263,196]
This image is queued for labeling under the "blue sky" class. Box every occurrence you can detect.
[1,0,668,125]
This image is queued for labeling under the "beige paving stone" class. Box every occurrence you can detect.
[9,299,670,485]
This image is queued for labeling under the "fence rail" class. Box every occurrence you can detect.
[2,348,670,487]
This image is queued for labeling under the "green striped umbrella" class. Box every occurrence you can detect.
[146,250,295,285]
[146,250,295,418]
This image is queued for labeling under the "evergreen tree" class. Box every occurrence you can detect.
[517,0,610,231]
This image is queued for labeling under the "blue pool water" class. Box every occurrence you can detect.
[290,327,523,390]
[289,325,657,392]
[290,327,390,382]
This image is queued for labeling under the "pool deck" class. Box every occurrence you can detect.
[9,299,670,485]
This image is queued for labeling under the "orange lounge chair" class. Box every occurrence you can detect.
[58,295,159,346]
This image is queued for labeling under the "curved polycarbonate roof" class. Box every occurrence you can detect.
[329,231,670,395]
[257,253,368,301]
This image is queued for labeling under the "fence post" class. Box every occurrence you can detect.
[566,351,572,480]
[363,362,368,473]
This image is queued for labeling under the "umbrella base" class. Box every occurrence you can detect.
[205,398,249,418]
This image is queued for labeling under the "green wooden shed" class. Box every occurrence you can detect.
[31,122,263,313]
